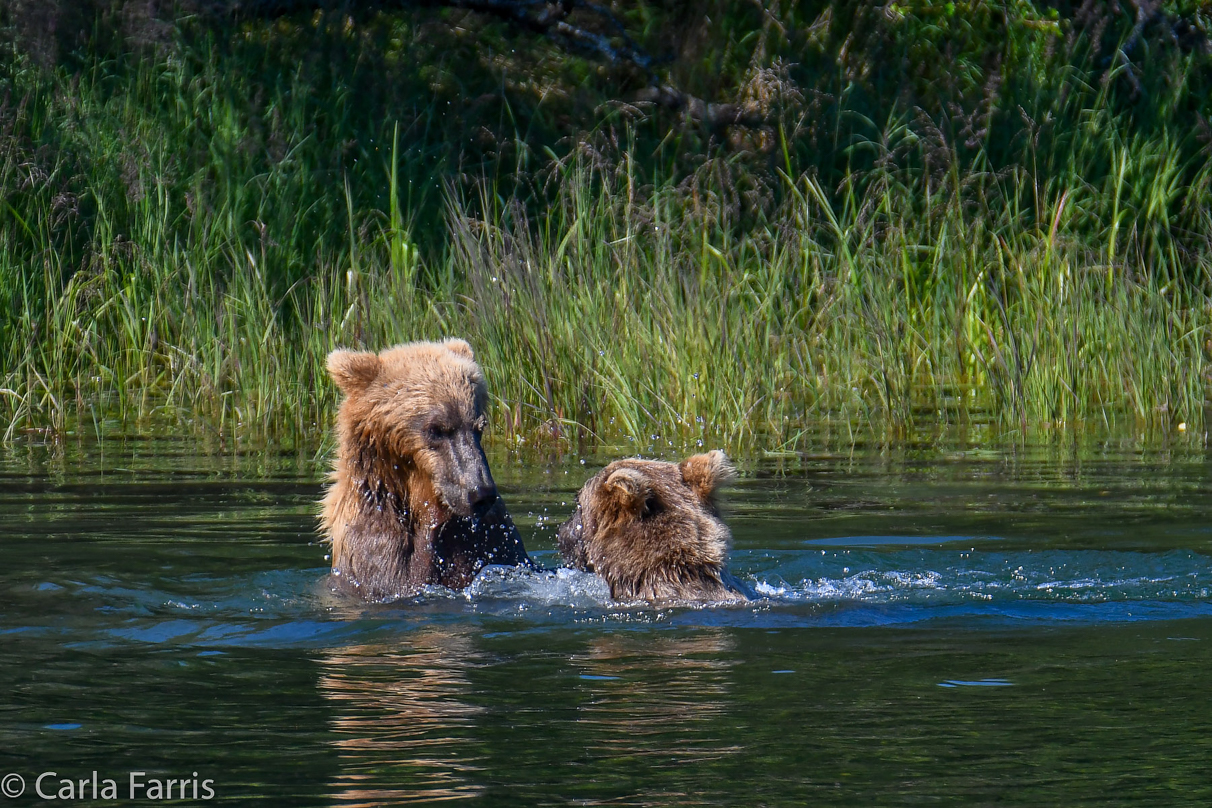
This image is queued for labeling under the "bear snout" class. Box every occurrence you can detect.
[468,483,499,512]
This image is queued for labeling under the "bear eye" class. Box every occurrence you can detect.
[640,495,662,519]
[427,424,454,442]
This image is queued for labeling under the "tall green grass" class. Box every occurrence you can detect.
[1,24,1210,454]
[3,148,1209,453]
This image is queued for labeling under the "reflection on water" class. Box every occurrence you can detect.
[571,630,738,768]
[320,630,484,805]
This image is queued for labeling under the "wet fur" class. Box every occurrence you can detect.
[557,451,746,604]
[320,339,531,599]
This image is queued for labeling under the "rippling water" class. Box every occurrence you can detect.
[1,436,1210,805]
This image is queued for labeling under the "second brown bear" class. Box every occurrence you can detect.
[557,450,748,604]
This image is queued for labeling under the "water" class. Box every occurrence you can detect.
[2,436,1211,805]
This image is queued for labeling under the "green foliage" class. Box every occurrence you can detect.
[0,2,1210,451]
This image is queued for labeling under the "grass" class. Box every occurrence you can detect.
[3,149,1209,455]
[1,16,1211,455]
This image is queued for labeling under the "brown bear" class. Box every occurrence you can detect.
[556,450,748,604]
[320,338,532,600]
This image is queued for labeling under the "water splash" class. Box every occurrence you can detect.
[742,548,1212,607]
[13,544,1207,649]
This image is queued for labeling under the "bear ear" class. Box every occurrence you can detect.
[679,450,735,503]
[327,349,381,395]
[442,338,475,361]
[603,467,652,518]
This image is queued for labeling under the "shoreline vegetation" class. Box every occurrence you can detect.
[2,3,1211,454]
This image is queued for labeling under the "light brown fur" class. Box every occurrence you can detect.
[556,451,747,604]
[320,339,531,600]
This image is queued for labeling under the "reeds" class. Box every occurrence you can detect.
[3,152,1208,453]
[2,29,1210,454]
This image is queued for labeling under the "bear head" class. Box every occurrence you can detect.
[556,450,744,603]
[327,338,498,519]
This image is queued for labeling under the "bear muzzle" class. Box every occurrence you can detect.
[468,483,499,513]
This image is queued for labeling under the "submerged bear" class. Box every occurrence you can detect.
[320,338,532,600]
[557,450,748,604]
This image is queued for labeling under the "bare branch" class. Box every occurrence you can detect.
[227,0,655,74]
[218,0,772,127]
[634,86,765,130]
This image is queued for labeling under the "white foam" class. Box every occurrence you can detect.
[462,565,614,608]
[753,569,947,603]
[753,581,789,598]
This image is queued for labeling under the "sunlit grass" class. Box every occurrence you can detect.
[1,38,1210,454]
[3,153,1209,454]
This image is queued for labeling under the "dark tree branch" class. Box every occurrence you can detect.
[633,85,765,130]
[228,0,655,74]
[223,0,773,128]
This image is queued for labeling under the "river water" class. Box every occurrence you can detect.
[1,435,1210,805]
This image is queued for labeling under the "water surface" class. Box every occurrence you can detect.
[1,436,1210,805]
